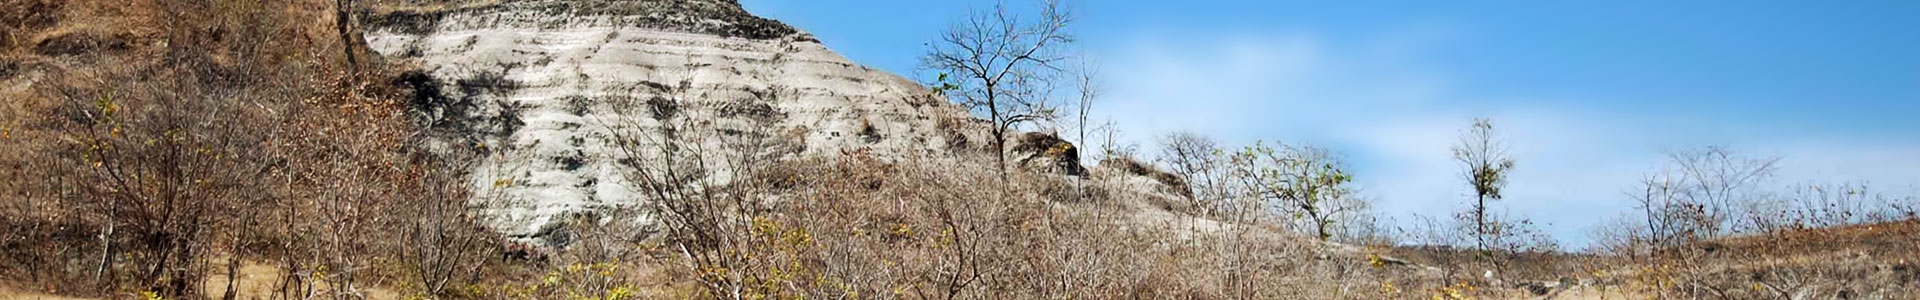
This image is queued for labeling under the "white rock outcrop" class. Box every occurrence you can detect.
[363,0,981,237]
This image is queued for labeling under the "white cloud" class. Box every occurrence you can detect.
[1090,29,1920,249]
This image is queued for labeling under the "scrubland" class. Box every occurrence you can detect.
[3,1,1916,299]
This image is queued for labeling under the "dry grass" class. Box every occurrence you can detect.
[197,260,403,300]
[1521,220,1920,300]
[1711,219,1919,258]
[568,151,1475,299]
[0,260,407,300]
[0,286,97,300]
[1377,221,1920,299]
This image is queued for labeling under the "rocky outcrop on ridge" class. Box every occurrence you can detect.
[361,0,984,236]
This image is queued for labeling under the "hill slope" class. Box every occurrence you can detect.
[361,0,985,236]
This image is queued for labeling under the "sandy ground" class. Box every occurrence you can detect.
[0,281,97,300]
[1,260,399,300]
[0,286,93,300]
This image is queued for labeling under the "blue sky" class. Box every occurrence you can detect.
[740,0,1920,248]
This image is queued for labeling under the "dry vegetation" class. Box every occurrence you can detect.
[3,1,1917,300]
[1,0,504,298]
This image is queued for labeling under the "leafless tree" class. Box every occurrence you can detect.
[1090,118,1134,163]
[1619,146,1779,253]
[1070,53,1100,163]
[1156,131,1229,215]
[1626,171,1689,253]
[922,0,1074,182]
[1666,146,1778,236]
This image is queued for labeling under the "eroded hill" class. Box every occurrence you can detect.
[359,0,993,237]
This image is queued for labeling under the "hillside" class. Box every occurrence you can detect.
[358,0,987,238]
[4,1,1914,300]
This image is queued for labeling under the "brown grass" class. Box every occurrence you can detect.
[197,260,403,300]
[0,286,97,300]
[1562,220,1920,299]
[1711,219,1919,258]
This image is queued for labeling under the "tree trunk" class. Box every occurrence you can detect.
[1309,207,1328,240]
[221,205,256,300]
[1476,194,1487,252]
[994,126,1007,185]
[94,213,114,288]
[336,0,357,79]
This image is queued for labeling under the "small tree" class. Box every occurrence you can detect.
[1090,118,1133,163]
[1452,118,1515,254]
[1227,141,1356,240]
[1070,54,1100,167]
[1075,54,1105,169]
[922,0,1074,182]
[1448,118,1560,275]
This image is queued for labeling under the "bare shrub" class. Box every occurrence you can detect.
[1615,147,1779,255]
[597,66,805,299]
[1155,131,1230,215]
[391,150,505,298]
[1667,146,1780,237]
[1755,182,1915,233]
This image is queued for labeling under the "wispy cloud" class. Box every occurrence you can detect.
[1090,28,1920,248]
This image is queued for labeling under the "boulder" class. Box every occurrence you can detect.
[1010,132,1085,176]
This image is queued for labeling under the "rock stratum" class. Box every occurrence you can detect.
[363,0,988,237]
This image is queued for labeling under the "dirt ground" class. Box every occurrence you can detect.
[1,260,401,300]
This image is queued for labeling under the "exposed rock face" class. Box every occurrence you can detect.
[1011,132,1085,176]
[363,0,976,236]
[365,0,799,40]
